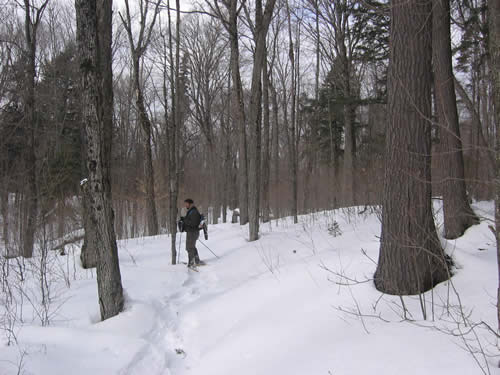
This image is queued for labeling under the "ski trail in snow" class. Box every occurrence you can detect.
[118,262,218,375]
[164,262,220,373]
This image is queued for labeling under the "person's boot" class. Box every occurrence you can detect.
[187,253,195,267]
[194,249,204,265]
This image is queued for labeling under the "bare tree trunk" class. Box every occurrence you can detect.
[80,184,97,268]
[247,0,277,240]
[303,149,315,213]
[164,0,183,264]
[270,81,280,219]
[131,199,137,237]
[303,2,320,213]
[76,0,124,320]
[285,0,298,224]
[489,0,500,331]
[209,142,219,224]
[433,0,479,239]
[227,0,249,226]
[342,102,355,206]
[374,0,449,295]
[21,0,46,258]
[454,77,495,169]
[247,67,262,240]
[121,0,161,237]
[262,47,271,223]
[222,134,230,223]
[1,182,9,252]
[331,2,355,208]
[222,73,231,224]
[135,73,159,236]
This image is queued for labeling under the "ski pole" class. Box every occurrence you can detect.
[197,239,219,259]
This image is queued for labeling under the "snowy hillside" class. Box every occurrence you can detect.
[1,202,498,375]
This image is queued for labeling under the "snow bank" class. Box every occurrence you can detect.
[0,202,498,374]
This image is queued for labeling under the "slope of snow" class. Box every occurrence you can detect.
[0,202,498,374]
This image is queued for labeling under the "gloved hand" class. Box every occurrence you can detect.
[178,219,185,232]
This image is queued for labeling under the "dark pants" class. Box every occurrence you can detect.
[186,231,200,264]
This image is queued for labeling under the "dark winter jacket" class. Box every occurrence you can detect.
[183,206,201,232]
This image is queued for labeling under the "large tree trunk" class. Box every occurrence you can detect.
[80,184,97,268]
[76,0,124,320]
[433,0,478,239]
[489,0,500,331]
[374,0,449,295]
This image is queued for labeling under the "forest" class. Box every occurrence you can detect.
[1,0,500,374]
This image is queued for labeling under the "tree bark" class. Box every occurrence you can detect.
[454,77,495,170]
[227,0,249,226]
[222,73,232,224]
[21,0,44,258]
[489,0,500,331]
[1,182,9,252]
[262,47,271,223]
[80,183,97,268]
[76,0,124,320]
[247,0,277,240]
[374,0,450,295]
[285,0,298,224]
[134,63,159,237]
[165,0,180,264]
[433,0,479,239]
[342,101,356,207]
[270,81,280,218]
[333,2,356,207]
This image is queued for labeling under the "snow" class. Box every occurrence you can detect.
[1,201,499,374]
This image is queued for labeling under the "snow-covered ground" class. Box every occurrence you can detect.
[1,201,499,374]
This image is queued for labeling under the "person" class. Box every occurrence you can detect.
[180,199,202,267]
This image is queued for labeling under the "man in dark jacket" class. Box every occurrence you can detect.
[181,199,202,267]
